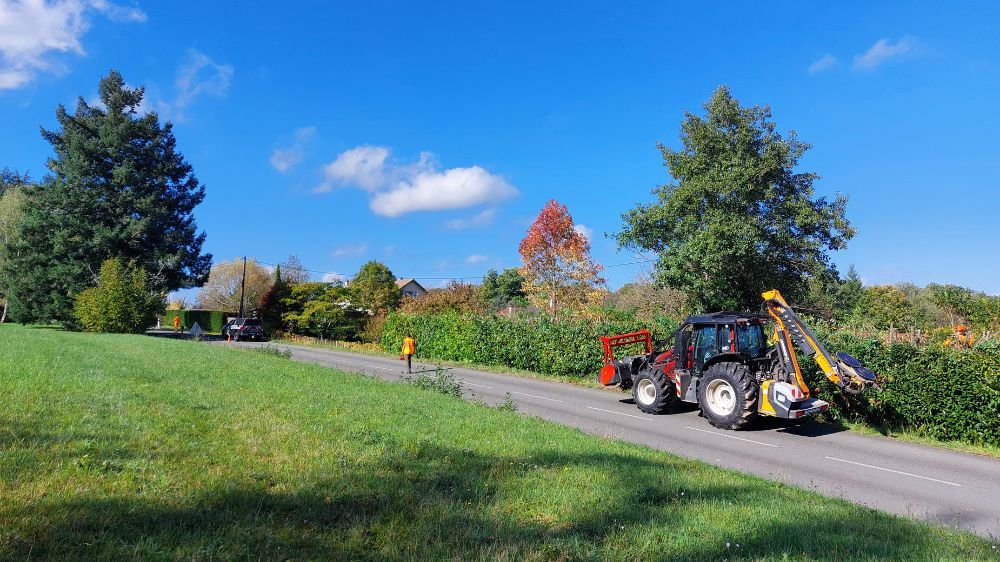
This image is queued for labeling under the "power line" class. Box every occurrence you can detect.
[208,256,657,284]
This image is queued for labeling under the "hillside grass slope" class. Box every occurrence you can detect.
[0,325,995,560]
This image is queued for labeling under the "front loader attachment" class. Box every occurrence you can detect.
[598,330,653,387]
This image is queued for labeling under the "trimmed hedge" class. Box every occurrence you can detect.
[382,312,1000,448]
[162,309,230,334]
[380,312,678,379]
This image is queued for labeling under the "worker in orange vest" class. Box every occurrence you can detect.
[173,315,181,334]
[400,334,416,374]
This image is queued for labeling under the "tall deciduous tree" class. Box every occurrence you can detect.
[4,70,211,323]
[278,255,310,283]
[197,259,273,313]
[0,168,30,323]
[519,199,604,318]
[617,86,855,311]
[350,260,400,313]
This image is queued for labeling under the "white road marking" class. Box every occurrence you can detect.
[684,426,780,448]
[824,456,962,487]
[509,390,563,403]
[587,406,652,421]
[462,381,492,388]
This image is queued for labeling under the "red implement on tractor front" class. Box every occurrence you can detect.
[598,329,652,387]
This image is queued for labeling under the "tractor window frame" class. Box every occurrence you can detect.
[675,324,695,371]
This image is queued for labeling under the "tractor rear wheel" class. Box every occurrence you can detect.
[632,368,678,415]
[697,362,757,430]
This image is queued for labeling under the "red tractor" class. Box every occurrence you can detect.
[598,290,877,430]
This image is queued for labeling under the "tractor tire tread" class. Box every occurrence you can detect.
[632,368,679,415]
[698,361,757,430]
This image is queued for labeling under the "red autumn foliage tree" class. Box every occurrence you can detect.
[518,199,605,318]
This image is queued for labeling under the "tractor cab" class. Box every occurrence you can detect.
[669,312,770,402]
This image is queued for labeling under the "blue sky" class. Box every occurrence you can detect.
[2,1,998,294]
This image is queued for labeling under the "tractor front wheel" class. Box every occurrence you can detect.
[632,368,678,415]
[697,362,757,430]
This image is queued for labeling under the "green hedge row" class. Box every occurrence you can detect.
[382,312,1000,448]
[162,310,230,334]
[807,334,1000,447]
[380,312,678,379]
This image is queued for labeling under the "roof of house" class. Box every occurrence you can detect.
[395,278,425,291]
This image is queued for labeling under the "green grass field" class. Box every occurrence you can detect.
[1,325,996,560]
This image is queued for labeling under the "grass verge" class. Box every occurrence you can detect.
[1,324,997,560]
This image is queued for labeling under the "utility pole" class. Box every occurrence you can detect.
[238,256,247,318]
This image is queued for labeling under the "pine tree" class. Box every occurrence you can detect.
[5,70,211,323]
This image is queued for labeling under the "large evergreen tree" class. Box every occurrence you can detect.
[5,70,211,323]
[617,86,855,311]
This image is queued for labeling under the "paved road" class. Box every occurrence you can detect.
[231,341,1000,538]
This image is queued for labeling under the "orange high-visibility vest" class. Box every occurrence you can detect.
[401,337,415,355]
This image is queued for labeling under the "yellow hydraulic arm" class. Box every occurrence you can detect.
[762,290,875,396]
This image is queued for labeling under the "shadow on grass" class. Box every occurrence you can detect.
[1,440,983,561]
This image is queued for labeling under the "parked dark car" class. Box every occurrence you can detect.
[224,318,266,341]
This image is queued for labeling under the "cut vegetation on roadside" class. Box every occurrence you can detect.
[1,325,996,560]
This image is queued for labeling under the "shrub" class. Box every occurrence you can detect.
[74,258,164,334]
[360,312,387,343]
[252,345,292,359]
[405,365,463,398]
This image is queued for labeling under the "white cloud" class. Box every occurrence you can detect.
[808,54,837,74]
[88,0,145,22]
[317,145,391,192]
[158,48,233,121]
[0,0,144,90]
[322,272,347,284]
[465,255,488,264]
[332,243,368,257]
[316,145,517,217]
[269,126,316,172]
[444,208,497,230]
[574,224,594,242]
[853,37,915,70]
[370,166,517,218]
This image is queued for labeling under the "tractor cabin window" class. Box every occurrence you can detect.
[693,326,719,372]
[737,322,766,358]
